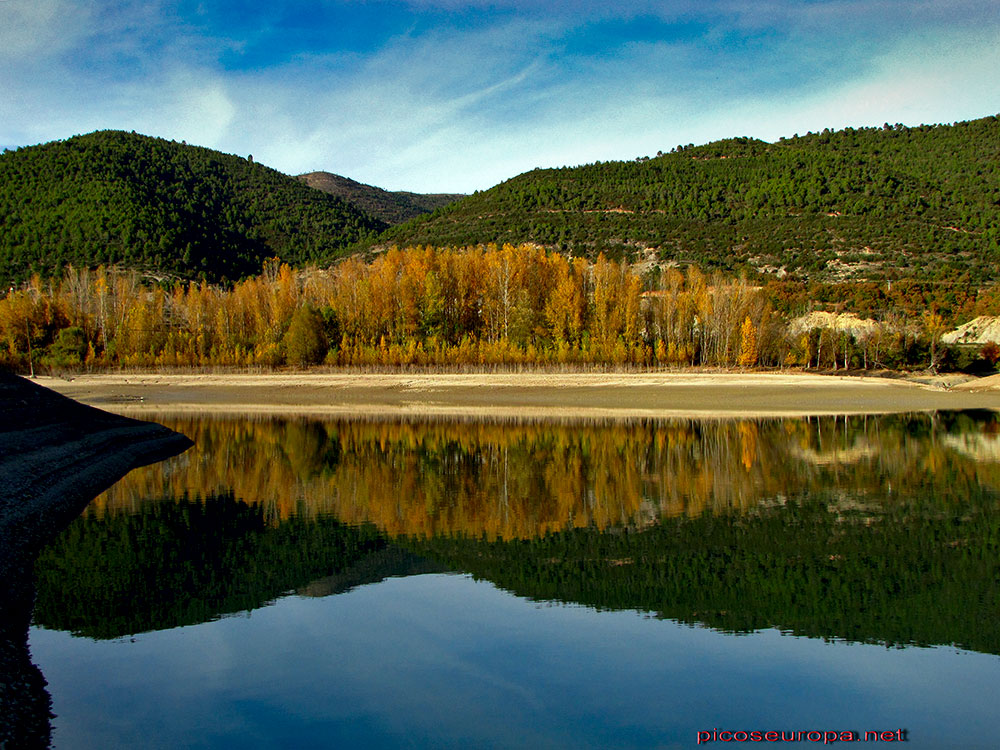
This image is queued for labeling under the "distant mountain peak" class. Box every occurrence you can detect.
[297,171,464,226]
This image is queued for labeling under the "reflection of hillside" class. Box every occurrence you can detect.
[295,547,446,598]
[91,412,1000,540]
[407,491,1000,655]
[37,484,1000,654]
[34,412,1000,656]
[33,494,399,639]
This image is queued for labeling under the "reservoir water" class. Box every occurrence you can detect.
[27,412,1000,748]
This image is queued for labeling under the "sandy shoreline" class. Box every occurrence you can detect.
[36,371,1000,419]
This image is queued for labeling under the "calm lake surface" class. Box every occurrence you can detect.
[28,411,1000,748]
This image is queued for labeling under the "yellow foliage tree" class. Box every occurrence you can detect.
[737,315,758,367]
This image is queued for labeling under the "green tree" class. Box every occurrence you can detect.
[283,305,327,367]
[42,326,87,368]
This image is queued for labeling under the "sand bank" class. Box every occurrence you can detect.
[37,371,1000,419]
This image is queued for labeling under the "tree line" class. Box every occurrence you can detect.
[2,244,999,372]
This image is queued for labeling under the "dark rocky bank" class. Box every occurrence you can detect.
[0,373,191,748]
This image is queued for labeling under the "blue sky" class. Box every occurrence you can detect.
[1,1,998,192]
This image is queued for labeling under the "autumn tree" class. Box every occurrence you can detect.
[737,316,758,367]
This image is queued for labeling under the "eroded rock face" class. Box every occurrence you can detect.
[941,316,1000,346]
[787,311,879,339]
[0,374,192,748]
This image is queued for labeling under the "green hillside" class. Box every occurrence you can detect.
[0,131,387,284]
[297,171,463,225]
[381,116,1000,283]
[5,118,1000,287]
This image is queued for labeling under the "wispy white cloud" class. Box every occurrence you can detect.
[700,26,1000,142]
[193,17,559,188]
[1,0,998,193]
[114,70,239,148]
[0,0,94,60]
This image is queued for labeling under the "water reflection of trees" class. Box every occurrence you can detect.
[409,488,1000,655]
[91,412,1000,539]
[36,411,1000,653]
[33,494,402,639]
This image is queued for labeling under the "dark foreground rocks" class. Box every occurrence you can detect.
[0,373,192,749]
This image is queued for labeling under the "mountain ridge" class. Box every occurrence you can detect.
[297,171,464,226]
[3,116,1000,286]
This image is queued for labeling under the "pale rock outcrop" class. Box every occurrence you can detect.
[941,316,1000,345]
[787,311,880,339]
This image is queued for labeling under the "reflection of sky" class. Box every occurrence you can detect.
[30,574,1000,749]
[2,1,999,192]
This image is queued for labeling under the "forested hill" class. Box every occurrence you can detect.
[297,171,464,226]
[0,131,387,284]
[6,118,1000,286]
[381,116,1000,284]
